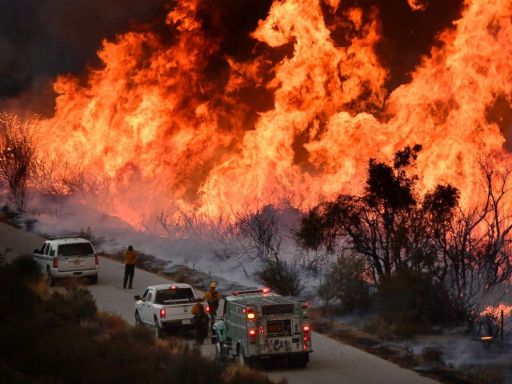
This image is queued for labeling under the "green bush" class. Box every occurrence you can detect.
[376,269,452,336]
[318,256,371,314]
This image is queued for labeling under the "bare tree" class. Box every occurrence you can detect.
[234,206,303,295]
[235,207,282,262]
[0,113,35,211]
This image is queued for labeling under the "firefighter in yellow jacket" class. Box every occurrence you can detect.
[123,245,137,289]
[191,298,209,344]
[204,281,221,330]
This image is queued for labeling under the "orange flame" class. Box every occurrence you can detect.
[481,304,512,319]
[407,0,428,12]
[20,0,512,227]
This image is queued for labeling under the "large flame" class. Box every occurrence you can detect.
[26,0,512,227]
[481,303,512,319]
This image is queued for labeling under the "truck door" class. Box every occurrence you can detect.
[43,243,51,266]
[33,242,47,268]
[141,288,154,324]
[223,302,231,341]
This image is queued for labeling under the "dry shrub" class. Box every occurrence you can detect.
[0,113,35,212]
[222,365,284,384]
[26,278,49,299]
[363,317,396,340]
[174,266,191,283]
[468,368,504,384]
[420,347,444,366]
[97,312,129,333]
[255,257,302,296]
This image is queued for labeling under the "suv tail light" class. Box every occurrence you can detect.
[160,308,166,318]
[205,304,210,314]
[53,257,58,269]
[303,325,311,350]
[95,254,99,266]
[248,328,257,344]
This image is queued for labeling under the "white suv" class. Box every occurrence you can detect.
[33,237,99,286]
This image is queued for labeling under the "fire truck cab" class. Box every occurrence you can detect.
[212,288,312,367]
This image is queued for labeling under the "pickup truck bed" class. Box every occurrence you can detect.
[134,283,200,337]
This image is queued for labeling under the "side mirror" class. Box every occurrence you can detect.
[134,295,141,301]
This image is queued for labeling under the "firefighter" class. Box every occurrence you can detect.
[204,281,221,330]
[192,298,209,345]
[123,245,137,289]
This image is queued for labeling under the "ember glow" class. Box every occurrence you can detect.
[12,0,512,226]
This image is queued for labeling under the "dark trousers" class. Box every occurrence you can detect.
[123,264,135,288]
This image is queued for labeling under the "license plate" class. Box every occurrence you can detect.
[73,259,81,265]
[182,319,191,324]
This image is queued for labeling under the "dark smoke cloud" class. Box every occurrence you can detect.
[0,0,464,114]
[0,0,169,110]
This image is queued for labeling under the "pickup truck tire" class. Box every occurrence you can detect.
[89,275,98,285]
[154,319,163,339]
[135,311,142,326]
[47,268,56,287]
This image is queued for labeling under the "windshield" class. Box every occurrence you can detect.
[155,288,194,304]
[58,243,94,256]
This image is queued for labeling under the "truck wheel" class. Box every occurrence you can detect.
[154,319,163,339]
[238,349,246,366]
[135,311,142,326]
[89,274,98,285]
[47,268,56,287]
[237,346,252,367]
[215,340,227,362]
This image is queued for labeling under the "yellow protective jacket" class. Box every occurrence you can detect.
[124,249,137,265]
[204,288,221,304]
[192,302,205,316]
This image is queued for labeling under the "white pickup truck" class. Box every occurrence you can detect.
[134,283,200,337]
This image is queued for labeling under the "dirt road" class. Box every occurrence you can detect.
[0,222,439,384]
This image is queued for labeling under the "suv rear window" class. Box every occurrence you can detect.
[155,288,194,304]
[58,243,94,256]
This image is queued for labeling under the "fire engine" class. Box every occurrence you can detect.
[211,288,312,367]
